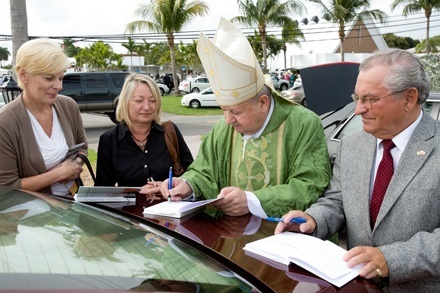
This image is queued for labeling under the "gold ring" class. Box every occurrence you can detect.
[376,268,382,277]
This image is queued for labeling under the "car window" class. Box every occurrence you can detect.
[110,73,128,88]
[86,74,108,88]
[335,114,363,140]
[62,74,81,90]
[196,78,208,84]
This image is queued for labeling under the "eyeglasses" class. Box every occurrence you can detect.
[351,89,406,109]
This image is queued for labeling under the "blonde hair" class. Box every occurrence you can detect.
[15,38,70,89]
[116,73,162,127]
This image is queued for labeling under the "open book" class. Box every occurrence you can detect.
[243,232,364,288]
[74,186,139,202]
[143,198,220,218]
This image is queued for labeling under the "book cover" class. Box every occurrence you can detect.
[74,186,140,202]
[243,232,364,287]
[143,198,220,218]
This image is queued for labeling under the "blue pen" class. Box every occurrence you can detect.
[168,167,172,201]
[145,237,155,247]
[266,217,307,223]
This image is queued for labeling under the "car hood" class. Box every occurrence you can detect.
[300,62,359,115]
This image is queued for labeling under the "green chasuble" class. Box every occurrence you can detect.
[181,95,331,217]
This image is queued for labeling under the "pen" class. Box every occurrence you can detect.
[145,237,155,247]
[266,217,307,223]
[168,167,172,201]
[150,176,157,187]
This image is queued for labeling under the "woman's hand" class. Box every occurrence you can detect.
[140,181,162,196]
[57,159,83,182]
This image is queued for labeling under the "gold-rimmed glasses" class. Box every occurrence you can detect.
[351,89,406,109]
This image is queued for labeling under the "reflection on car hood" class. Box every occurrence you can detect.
[0,186,262,292]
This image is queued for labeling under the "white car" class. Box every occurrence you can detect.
[178,76,211,93]
[280,84,306,107]
[156,82,169,96]
[181,87,219,108]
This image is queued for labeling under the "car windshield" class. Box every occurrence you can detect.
[0,187,258,292]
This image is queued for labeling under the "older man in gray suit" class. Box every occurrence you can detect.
[276,48,439,292]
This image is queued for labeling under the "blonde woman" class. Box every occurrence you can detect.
[0,38,87,196]
[95,73,193,194]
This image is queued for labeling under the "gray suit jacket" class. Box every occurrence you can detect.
[306,112,440,292]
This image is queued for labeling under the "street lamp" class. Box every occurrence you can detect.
[0,77,22,104]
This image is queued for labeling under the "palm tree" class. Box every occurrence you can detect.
[231,0,305,73]
[309,0,387,61]
[281,21,304,69]
[415,36,440,53]
[62,38,81,58]
[0,47,11,67]
[122,37,137,71]
[126,0,209,95]
[391,0,440,53]
[9,0,28,77]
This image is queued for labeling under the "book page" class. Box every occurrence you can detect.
[244,232,364,287]
[143,198,220,217]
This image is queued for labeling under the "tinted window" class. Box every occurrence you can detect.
[110,73,128,88]
[336,114,363,140]
[62,74,81,90]
[86,74,108,88]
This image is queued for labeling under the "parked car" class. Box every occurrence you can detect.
[280,84,306,106]
[322,93,440,164]
[181,87,219,108]
[0,91,5,108]
[156,82,169,96]
[0,186,274,292]
[270,74,289,91]
[60,71,167,123]
[178,76,211,93]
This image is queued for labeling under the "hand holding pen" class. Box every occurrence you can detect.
[162,177,193,202]
[274,210,317,235]
[139,177,161,196]
[168,167,172,201]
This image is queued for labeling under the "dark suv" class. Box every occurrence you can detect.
[60,71,128,123]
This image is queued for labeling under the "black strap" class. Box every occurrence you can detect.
[75,153,96,183]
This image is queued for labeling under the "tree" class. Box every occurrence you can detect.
[383,33,420,50]
[122,37,137,71]
[178,40,202,76]
[280,20,304,69]
[126,0,209,95]
[247,32,284,67]
[62,38,81,58]
[77,41,122,71]
[9,0,28,77]
[309,0,387,61]
[420,53,440,91]
[391,0,440,54]
[0,47,11,67]
[415,35,440,53]
[231,0,305,73]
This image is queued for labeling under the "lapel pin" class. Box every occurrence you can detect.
[417,150,425,156]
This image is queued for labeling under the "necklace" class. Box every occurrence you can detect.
[132,135,148,149]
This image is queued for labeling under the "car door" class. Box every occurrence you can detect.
[200,88,217,107]
[83,73,114,111]
[61,73,86,110]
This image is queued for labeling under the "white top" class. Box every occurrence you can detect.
[370,110,423,197]
[28,107,70,195]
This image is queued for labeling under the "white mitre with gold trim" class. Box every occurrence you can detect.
[196,17,265,106]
